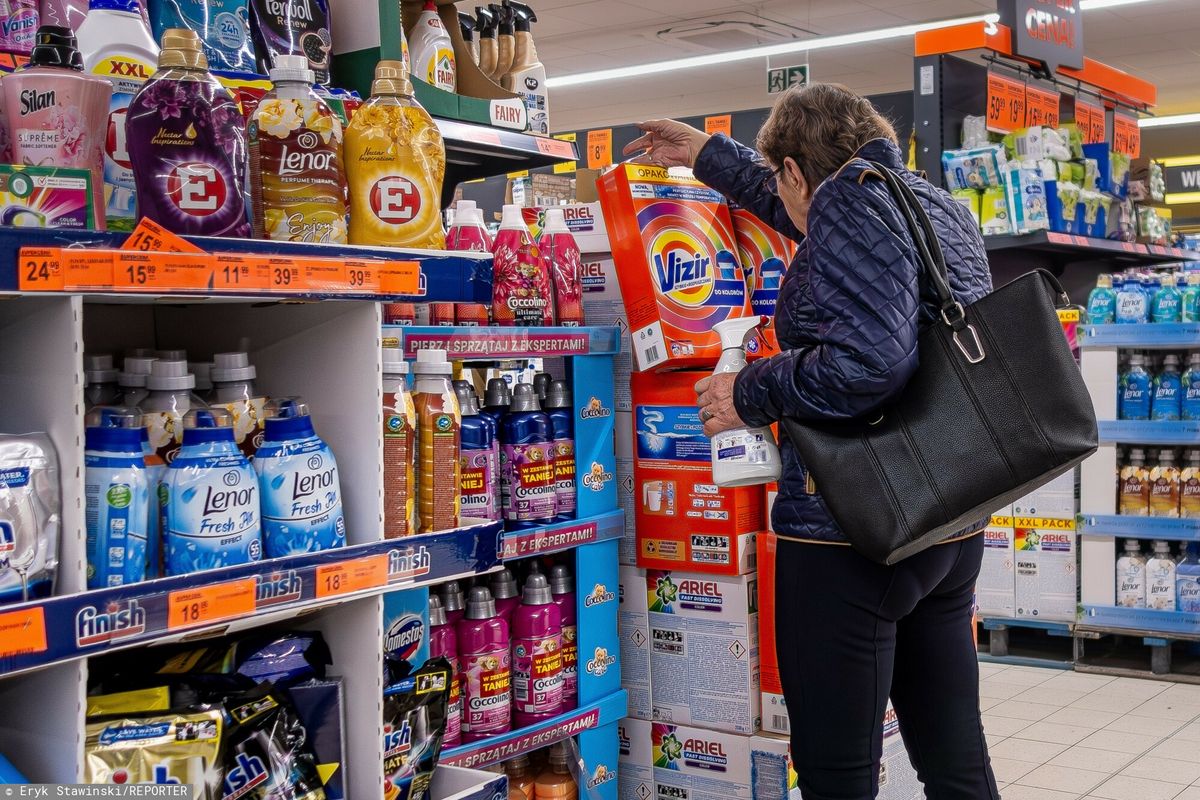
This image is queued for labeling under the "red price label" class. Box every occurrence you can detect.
[266,258,307,292]
[535,137,575,158]
[168,578,256,630]
[1113,113,1141,158]
[62,250,115,291]
[18,247,63,291]
[316,555,388,598]
[986,73,1027,134]
[1025,85,1061,128]
[0,607,47,658]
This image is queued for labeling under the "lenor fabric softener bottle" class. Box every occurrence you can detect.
[543,380,576,521]
[1086,274,1117,324]
[501,384,555,529]
[1152,354,1183,422]
[210,351,268,459]
[1118,353,1152,421]
[85,407,149,588]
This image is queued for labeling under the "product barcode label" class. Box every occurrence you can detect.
[773,714,790,732]
[1016,137,1028,157]
[644,345,661,364]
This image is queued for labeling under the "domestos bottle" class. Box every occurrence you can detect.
[549,564,577,710]
[1119,448,1151,516]
[84,354,121,408]
[125,28,250,237]
[501,384,556,529]
[162,408,263,575]
[446,199,493,251]
[84,407,149,588]
[76,0,158,231]
[249,54,348,244]
[429,594,463,747]
[1149,449,1181,519]
[409,0,455,92]
[512,572,563,727]
[458,586,512,742]
[493,204,554,326]
[255,398,345,557]
[543,381,576,521]
[143,358,207,465]
[456,382,499,522]
[383,349,418,538]
[1118,353,1151,421]
[1116,539,1147,608]
[210,352,268,459]
[1086,274,1117,324]
[4,25,110,229]
[1147,540,1177,610]
[412,349,461,533]
[489,567,520,623]
[1152,355,1183,422]
[344,59,446,249]
[539,208,583,327]
[710,317,782,486]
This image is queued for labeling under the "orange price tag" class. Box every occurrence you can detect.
[379,260,420,295]
[1025,85,1060,128]
[114,252,212,291]
[303,258,346,292]
[586,129,613,169]
[168,578,256,630]
[122,218,203,254]
[1113,113,1141,158]
[18,247,63,291]
[265,257,307,292]
[343,259,381,293]
[704,114,732,138]
[535,136,575,158]
[62,249,115,291]
[986,73,1027,134]
[316,554,388,598]
[213,254,271,292]
[1073,99,1105,144]
[0,606,47,658]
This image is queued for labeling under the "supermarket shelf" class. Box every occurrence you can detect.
[0,227,492,303]
[386,325,621,359]
[1081,514,1200,540]
[0,520,503,677]
[437,118,577,207]
[439,690,628,770]
[501,510,624,560]
[1079,605,1200,638]
[980,617,1073,634]
[1082,323,1200,348]
[1097,420,1200,445]
[984,231,1200,271]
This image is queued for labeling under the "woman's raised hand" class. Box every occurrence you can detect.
[623,119,711,169]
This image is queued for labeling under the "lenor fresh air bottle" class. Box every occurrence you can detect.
[456,382,499,522]
[84,354,121,408]
[457,586,512,742]
[441,580,466,626]
[210,351,267,459]
[1086,274,1117,324]
[412,349,461,533]
[142,359,207,465]
[383,349,418,538]
[162,408,262,575]
[1116,276,1149,324]
[501,384,556,529]
[1152,354,1183,421]
[540,208,584,326]
[85,407,149,588]
[428,594,462,748]
[549,564,577,710]
[1118,353,1152,421]
[493,204,554,326]
[489,567,520,623]
[1183,274,1200,322]
[511,572,563,727]
[1153,275,1183,323]
[255,398,346,557]
[543,380,576,521]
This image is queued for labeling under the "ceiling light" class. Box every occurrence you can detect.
[1141,113,1200,128]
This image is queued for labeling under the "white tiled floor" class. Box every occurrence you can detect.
[981,663,1200,799]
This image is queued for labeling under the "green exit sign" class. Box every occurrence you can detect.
[767,65,809,94]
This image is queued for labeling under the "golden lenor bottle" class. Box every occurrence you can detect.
[345,59,446,248]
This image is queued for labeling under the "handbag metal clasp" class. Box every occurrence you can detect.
[953,324,986,364]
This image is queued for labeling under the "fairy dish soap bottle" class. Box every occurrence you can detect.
[409,0,455,92]
[345,59,446,249]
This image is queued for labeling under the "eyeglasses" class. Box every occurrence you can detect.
[761,163,788,195]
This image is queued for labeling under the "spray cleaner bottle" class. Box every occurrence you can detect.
[709,317,782,487]
[458,585,512,742]
[549,563,577,710]
[502,1,547,134]
[458,11,477,65]
[475,5,497,79]
[511,571,563,727]
[489,3,512,81]
[428,593,462,747]
[539,208,583,326]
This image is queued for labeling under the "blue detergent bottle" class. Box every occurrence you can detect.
[1177,541,1200,612]
[1086,274,1117,324]
[482,377,512,422]
[455,382,500,521]
[543,380,576,521]
[163,408,262,575]
[1183,354,1200,421]
[501,384,556,530]
[85,407,150,588]
[255,398,346,557]
[1153,275,1183,323]
[1118,353,1152,421]
[1152,354,1184,421]
[1183,274,1200,323]
[1116,277,1149,324]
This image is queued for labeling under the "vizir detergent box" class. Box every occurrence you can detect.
[596,164,753,371]
[632,370,763,575]
[620,564,652,721]
[731,206,796,358]
[648,568,760,735]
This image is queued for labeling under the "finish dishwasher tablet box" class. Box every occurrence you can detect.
[596,163,753,371]
[620,564,652,720]
[648,568,760,734]
[1014,515,1078,622]
[632,370,763,575]
[977,509,1016,618]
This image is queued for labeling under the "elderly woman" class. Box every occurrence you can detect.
[626,84,999,800]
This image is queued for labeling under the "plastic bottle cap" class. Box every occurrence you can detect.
[549,564,574,594]
[533,372,552,401]
[489,568,518,600]
[146,359,195,391]
[1131,448,1146,460]
[485,378,512,407]
[190,362,214,392]
[158,27,207,70]
[441,581,465,612]
[1130,354,1145,365]
[1126,539,1140,549]
[544,380,572,410]
[371,59,412,96]
[156,349,188,361]
[181,407,235,443]
[84,353,118,383]
[1161,449,1175,461]
[211,351,257,383]
[1155,541,1171,552]
[522,572,553,605]
[264,397,316,439]
[87,0,142,13]
[455,384,481,415]
[29,25,83,70]
[509,383,542,412]
[428,593,448,626]
[500,204,526,230]
[413,349,453,375]
[465,585,498,619]
[269,53,315,85]
[119,356,156,387]
[382,348,409,376]
[542,207,569,234]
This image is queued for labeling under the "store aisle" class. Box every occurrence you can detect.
[980,663,1200,799]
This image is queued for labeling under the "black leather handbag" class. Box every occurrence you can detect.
[781,164,1098,565]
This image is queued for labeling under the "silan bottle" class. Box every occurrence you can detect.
[1152,354,1183,422]
[540,208,584,327]
[84,407,149,588]
[493,204,554,326]
[254,398,346,557]
[511,572,563,727]
[543,380,576,521]
[457,586,512,742]
[1118,353,1151,421]
[455,382,499,521]
[162,408,262,575]
[1086,274,1116,324]
[549,564,577,710]
[501,384,556,529]
[428,594,462,748]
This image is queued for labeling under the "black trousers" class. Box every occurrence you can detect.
[775,534,1000,800]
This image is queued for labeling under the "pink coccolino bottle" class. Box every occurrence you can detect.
[440,580,466,627]
[490,567,520,624]
[511,572,563,727]
[428,594,462,747]
[549,564,577,710]
[458,585,512,742]
[493,203,554,326]
[539,207,584,326]
[443,199,492,325]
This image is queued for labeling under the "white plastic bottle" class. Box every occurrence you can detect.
[708,317,781,487]
[1116,539,1147,608]
[117,356,155,408]
[84,353,121,408]
[1146,540,1177,610]
[210,352,268,458]
[410,0,456,92]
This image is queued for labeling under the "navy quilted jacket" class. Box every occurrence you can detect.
[694,135,993,543]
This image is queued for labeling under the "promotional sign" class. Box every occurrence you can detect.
[998,0,1085,73]
[1164,157,1200,204]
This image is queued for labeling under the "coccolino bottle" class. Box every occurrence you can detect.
[501,384,556,529]
[254,398,346,558]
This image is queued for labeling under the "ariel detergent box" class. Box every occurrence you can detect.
[596,164,753,371]
[731,206,796,357]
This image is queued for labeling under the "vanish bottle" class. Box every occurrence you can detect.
[125,27,250,237]
[493,204,554,326]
